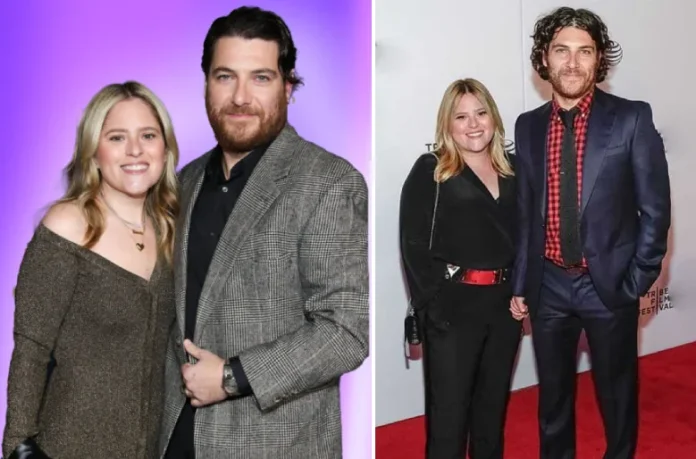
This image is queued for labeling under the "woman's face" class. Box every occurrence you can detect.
[95,98,166,199]
[450,93,495,155]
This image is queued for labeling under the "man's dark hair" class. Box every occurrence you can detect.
[530,7,622,83]
[202,6,304,91]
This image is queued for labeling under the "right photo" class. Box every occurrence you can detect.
[375,1,693,458]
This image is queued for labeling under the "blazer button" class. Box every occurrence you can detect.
[175,338,182,346]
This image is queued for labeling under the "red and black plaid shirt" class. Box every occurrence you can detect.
[545,90,594,267]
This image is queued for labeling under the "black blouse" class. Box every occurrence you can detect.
[399,152,517,310]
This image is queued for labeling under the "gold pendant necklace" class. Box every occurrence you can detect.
[99,192,146,251]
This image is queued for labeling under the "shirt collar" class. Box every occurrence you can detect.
[551,87,594,120]
[205,140,272,184]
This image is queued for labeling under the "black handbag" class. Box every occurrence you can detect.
[6,438,51,459]
[404,152,440,348]
[404,307,422,345]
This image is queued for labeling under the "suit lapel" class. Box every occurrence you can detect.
[581,89,616,215]
[174,156,209,339]
[193,125,298,339]
[530,103,551,219]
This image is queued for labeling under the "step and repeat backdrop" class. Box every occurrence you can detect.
[0,1,371,456]
[376,0,693,426]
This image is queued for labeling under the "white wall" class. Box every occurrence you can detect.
[375,0,695,427]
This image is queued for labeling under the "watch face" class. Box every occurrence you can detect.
[223,366,237,395]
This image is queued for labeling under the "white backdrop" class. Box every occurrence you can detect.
[375,0,695,427]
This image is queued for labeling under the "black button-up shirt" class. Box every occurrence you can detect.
[185,144,267,342]
[186,142,270,390]
[167,144,268,458]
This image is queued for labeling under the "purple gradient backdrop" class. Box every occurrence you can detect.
[0,1,371,457]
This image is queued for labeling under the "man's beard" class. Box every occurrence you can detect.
[206,93,287,154]
[548,66,596,100]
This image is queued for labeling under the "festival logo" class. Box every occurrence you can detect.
[423,139,516,153]
[640,285,672,317]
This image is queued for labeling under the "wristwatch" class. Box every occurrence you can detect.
[222,361,239,397]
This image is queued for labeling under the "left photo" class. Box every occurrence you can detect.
[0,2,372,458]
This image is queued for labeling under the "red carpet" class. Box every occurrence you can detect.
[376,341,696,458]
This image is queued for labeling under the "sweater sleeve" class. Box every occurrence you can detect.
[3,226,78,456]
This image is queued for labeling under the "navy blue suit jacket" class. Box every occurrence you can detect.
[512,88,671,315]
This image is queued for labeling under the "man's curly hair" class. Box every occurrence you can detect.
[530,7,623,83]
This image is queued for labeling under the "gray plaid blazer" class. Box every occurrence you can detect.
[158,125,369,458]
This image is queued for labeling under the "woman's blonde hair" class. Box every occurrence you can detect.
[434,78,513,182]
[55,81,180,263]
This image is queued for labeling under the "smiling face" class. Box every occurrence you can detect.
[543,26,599,103]
[205,36,292,154]
[94,98,166,199]
[449,93,495,155]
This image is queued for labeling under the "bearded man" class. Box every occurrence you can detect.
[159,7,369,459]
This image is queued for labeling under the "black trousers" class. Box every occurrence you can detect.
[533,261,639,459]
[423,282,522,459]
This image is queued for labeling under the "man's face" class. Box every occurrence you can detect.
[543,26,600,101]
[205,37,293,153]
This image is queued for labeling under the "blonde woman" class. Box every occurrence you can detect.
[3,81,179,459]
[399,78,521,459]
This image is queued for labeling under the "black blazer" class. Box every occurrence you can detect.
[399,152,517,310]
[512,88,671,314]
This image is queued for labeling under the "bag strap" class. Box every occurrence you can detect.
[408,152,440,317]
[428,152,440,251]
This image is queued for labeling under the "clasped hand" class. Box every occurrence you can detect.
[181,339,227,407]
[509,296,528,321]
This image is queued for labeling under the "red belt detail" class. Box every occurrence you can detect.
[446,266,510,286]
[462,270,503,285]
